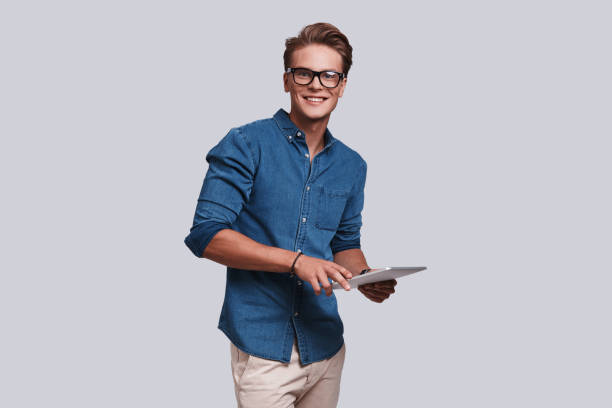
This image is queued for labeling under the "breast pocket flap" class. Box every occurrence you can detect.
[315,186,350,231]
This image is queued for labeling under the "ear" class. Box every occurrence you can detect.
[337,77,347,98]
[283,73,289,92]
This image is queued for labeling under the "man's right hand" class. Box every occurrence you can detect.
[293,254,353,296]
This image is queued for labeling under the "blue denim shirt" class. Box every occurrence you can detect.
[184,108,367,364]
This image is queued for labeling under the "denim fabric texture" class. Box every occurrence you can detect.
[184,108,367,364]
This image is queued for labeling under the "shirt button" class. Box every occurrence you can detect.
[305,153,309,158]
[294,312,299,317]
[306,186,310,191]
[290,273,294,278]
[297,248,302,252]
[288,135,292,140]
[302,217,306,223]
[297,281,302,286]
[297,131,302,137]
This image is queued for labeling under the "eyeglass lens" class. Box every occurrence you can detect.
[293,68,341,88]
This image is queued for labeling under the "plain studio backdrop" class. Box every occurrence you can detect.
[1,1,610,407]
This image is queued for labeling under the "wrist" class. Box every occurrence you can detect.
[290,251,303,275]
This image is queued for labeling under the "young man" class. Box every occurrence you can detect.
[184,22,397,407]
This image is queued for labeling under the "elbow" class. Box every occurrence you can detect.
[184,220,231,258]
[331,237,361,255]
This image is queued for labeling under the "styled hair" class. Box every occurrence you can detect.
[283,22,353,76]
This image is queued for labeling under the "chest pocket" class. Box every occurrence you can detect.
[314,186,351,231]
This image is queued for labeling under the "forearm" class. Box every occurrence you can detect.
[202,228,298,273]
[333,248,370,275]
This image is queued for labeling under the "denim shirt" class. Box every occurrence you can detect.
[184,108,367,364]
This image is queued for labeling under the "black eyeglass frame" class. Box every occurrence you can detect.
[285,67,346,88]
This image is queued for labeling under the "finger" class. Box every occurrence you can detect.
[358,286,385,302]
[361,286,391,300]
[362,287,390,298]
[369,286,395,295]
[319,272,332,297]
[358,286,373,297]
[329,267,351,291]
[366,293,384,303]
[334,272,351,291]
[370,284,394,294]
[310,278,322,295]
[365,290,387,302]
[357,286,375,296]
[359,283,385,291]
[333,263,353,280]
[374,280,396,289]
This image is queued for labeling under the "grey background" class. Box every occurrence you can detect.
[1,0,610,406]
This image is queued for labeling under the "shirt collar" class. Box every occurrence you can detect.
[273,108,337,148]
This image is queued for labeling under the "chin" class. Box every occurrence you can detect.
[303,110,330,121]
[297,102,334,120]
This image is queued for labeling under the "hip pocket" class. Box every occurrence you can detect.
[231,343,253,385]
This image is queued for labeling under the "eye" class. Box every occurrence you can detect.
[323,72,338,80]
[295,69,312,78]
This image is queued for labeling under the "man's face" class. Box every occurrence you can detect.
[283,43,347,122]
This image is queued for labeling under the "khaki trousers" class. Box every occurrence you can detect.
[230,337,346,408]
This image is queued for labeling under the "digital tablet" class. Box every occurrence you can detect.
[331,266,427,290]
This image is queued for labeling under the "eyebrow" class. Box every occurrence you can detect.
[296,67,343,72]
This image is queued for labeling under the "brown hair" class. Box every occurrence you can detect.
[284,22,353,76]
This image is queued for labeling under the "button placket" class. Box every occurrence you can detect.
[294,151,315,276]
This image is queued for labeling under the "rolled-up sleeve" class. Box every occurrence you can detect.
[184,127,256,258]
[330,161,367,254]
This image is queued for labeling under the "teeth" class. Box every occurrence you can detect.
[306,97,324,102]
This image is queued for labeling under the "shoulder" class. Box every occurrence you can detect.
[232,116,278,145]
[332,138,367,170]
[216,115,277,165]
[215,115,275,147]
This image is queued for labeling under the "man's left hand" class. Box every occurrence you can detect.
[358,279,397,303]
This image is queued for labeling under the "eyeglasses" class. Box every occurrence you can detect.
[285,67,346,89]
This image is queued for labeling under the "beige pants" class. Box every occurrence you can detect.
[230,337,346,408]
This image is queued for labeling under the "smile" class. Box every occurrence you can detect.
[303,96,327,104]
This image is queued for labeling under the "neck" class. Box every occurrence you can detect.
[288,109,330,154]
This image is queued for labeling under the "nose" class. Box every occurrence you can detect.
[309,73,324,90]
